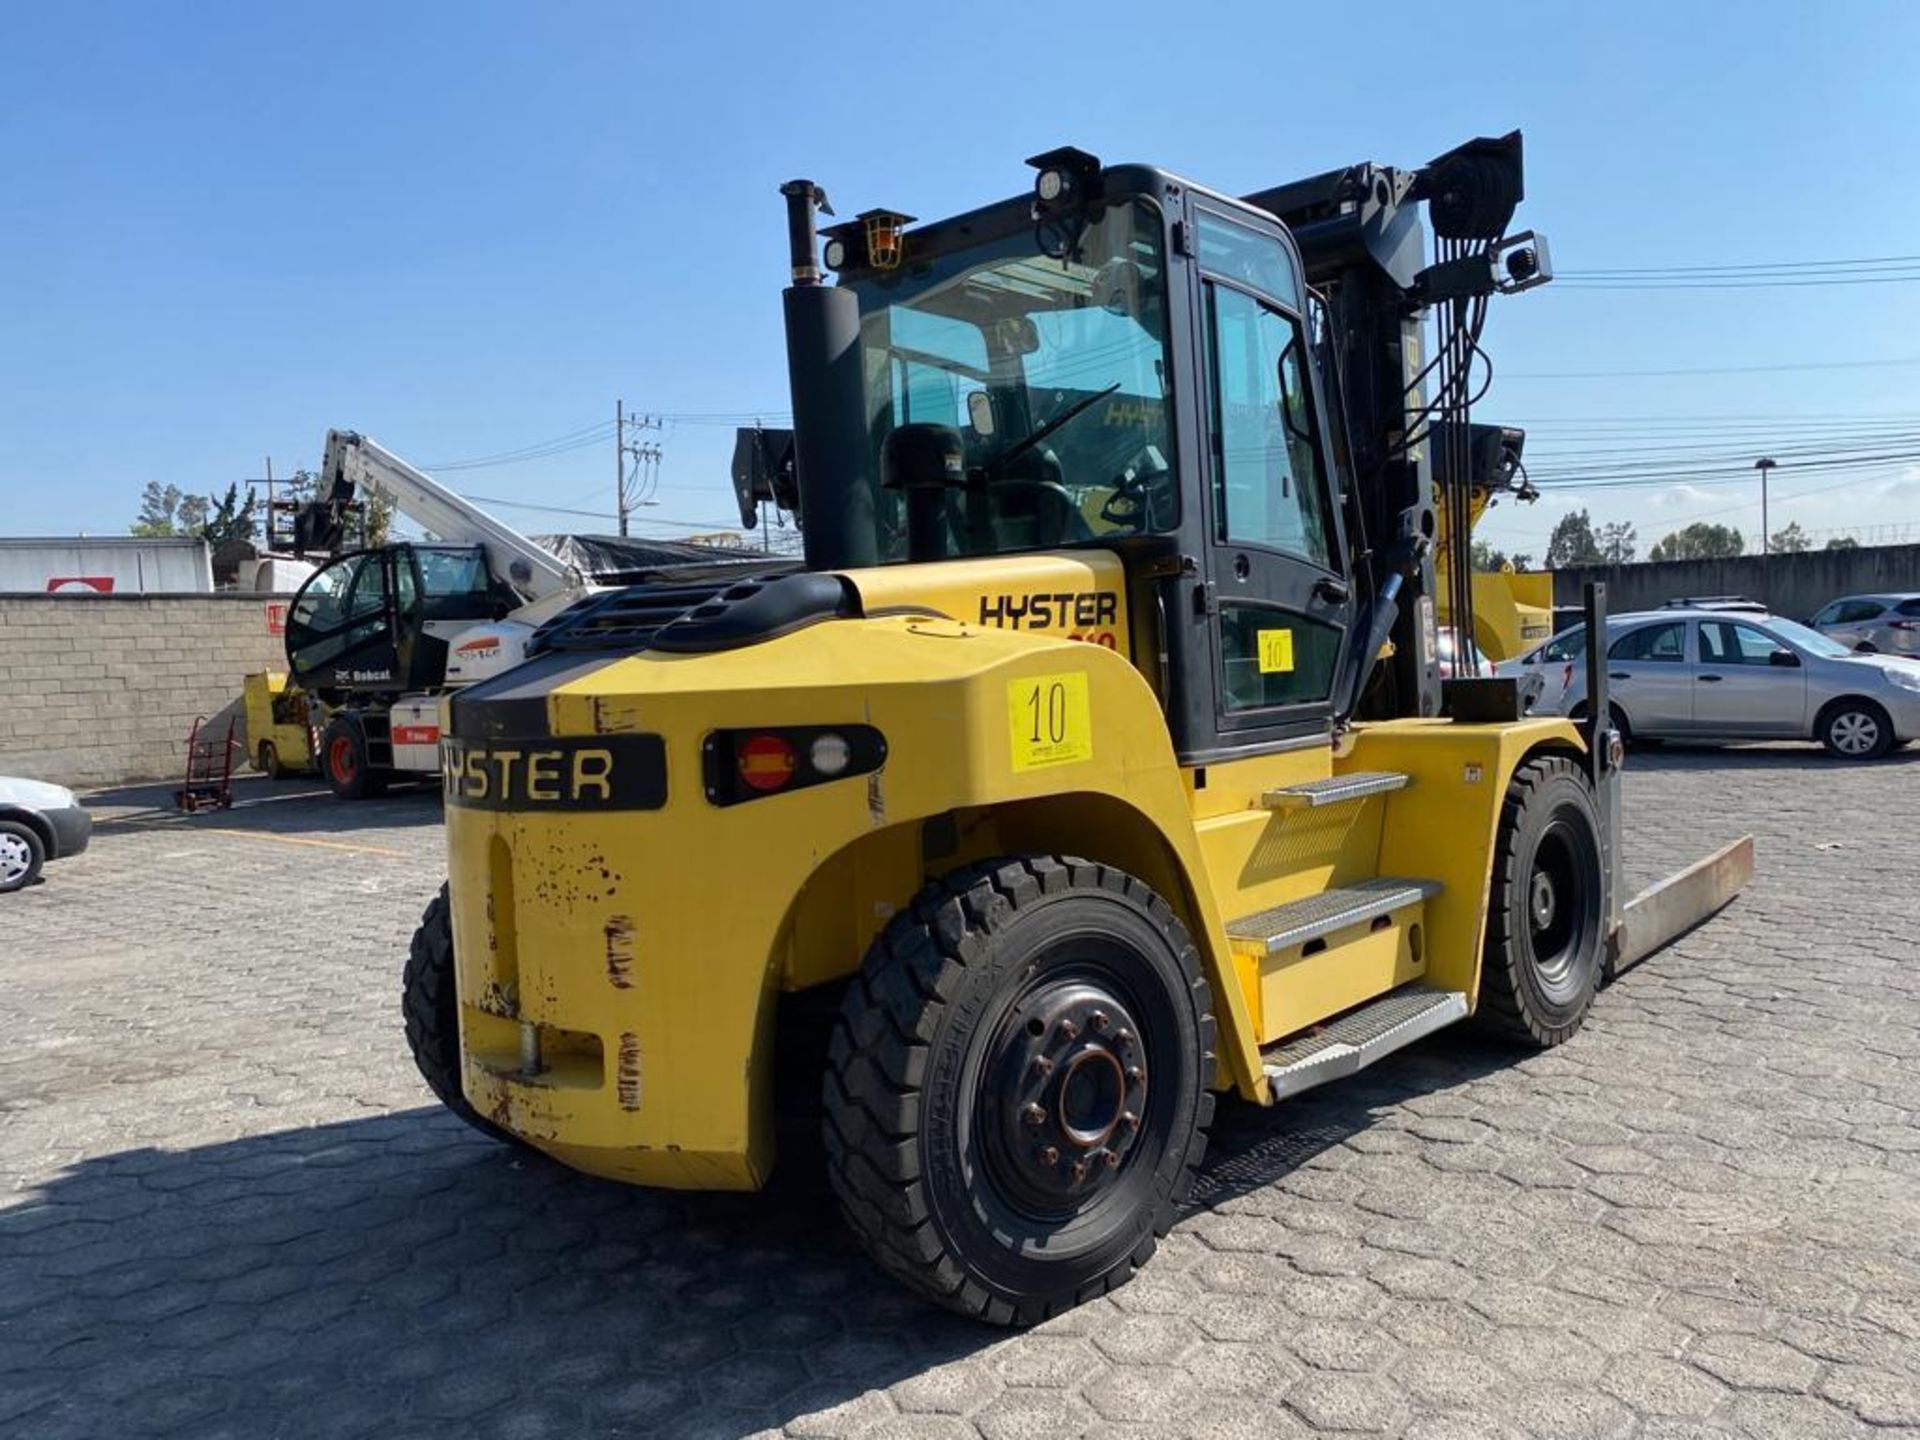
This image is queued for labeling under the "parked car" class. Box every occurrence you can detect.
[1810,592,1920,657]
[0,776,92,893]
[1502,609,1920,759]
[1660,595,1768,615]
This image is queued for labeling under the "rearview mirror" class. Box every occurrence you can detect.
[1768,649,1800,668]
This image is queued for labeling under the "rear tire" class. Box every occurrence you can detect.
[257,740,286,780]
[0,820,46,893]
[1818,699,1894,760]
[1476,756,1607,1047]
[322,716,389,799]
[404,885,515,1145]
[823,856,1214,1326]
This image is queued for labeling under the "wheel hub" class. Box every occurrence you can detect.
[1530,870,1558,931]
[988,981,1148,1210]
[0,834,29,883]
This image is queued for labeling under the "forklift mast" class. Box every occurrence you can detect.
[1247,132,1550,718]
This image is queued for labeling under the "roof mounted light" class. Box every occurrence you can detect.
[1026,146,1103,215]
[819,208,916,273]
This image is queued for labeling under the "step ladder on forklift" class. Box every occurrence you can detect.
[1223,769,1467,1099]
[175,714,239,813]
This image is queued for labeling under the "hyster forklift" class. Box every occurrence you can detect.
[406,135,1753,1324]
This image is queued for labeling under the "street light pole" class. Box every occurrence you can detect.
[1755,456,1777,555]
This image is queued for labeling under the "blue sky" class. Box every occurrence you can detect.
[4,2,1917,560]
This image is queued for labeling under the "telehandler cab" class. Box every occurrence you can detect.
[405,135,1752,1324]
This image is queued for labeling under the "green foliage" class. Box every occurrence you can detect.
[200,483,259,546]
[129,481,184,537]
[1768,521,1811,554]
[1545,509,1603,568]
[1597,521,1637,565]
[1650,522,1746,562]
[129,480,253,543]
[1825,535,1861,551]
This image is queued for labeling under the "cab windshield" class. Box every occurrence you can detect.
[845,197,1175,564]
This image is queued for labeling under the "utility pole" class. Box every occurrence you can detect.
[615,400,626,536]
[615,404,664,537]
[1755,456,1777,605]
[1755,456,1776,555]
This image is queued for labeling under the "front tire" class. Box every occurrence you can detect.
[322,716,388,799]
[257,740,286,780]
[0,820,46,893]
[1477,756,1607,1047]
[824,856,1215,1326]
[404,885,515,1144]
[1819,699,1894,760]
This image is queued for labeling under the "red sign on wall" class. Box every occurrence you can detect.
[46,576,114,593]
[265,602,288,636]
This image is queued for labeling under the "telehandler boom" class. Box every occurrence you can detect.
[406,136,1751,1324]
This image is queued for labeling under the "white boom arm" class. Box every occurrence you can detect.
[320,429,581,605]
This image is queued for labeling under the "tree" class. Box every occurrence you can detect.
[1769,522,1811,554]
[1825,535,1861,551]
[130,482,186,537]
[1649,522,1745,562]
[199,483,259,546]
[1597,521,1637,565]
[1471,538,1509,573]
[1545,509,1604,568]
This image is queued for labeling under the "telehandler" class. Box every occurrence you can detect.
[404,135,1752,1324]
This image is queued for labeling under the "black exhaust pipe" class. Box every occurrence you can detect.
[780,180,877,572]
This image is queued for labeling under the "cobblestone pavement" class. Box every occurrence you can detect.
[5,749,1920,1440]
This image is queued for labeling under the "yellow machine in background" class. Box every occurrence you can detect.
[242,671,314,779]
[400,139,1750,1326]
[1429,424,1555,664]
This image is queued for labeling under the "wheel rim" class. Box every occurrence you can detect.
[330,735,357,782]
[1831,711,1878,754]
[0,833,30,884]
[1525,815,1599,1002]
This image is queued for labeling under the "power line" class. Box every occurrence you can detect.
[1561,253,1920,277]
[1504,355,1920,380]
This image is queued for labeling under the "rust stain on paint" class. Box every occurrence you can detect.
[605,915,636,989]
[616,1033,643,1111]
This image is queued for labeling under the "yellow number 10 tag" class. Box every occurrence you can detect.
[1008,672,1093,771]
[1257,628,1296,674]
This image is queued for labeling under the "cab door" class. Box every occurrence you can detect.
[1189,206,1352,753]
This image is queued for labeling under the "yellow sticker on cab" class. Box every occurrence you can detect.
[1257,628,1296,674]
[1008,672,1093,771]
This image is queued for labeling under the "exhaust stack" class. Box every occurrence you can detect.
[779,180,877,572]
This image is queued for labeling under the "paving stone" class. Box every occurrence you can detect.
[2,758,1917,1439]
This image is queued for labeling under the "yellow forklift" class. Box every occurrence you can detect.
[404,136,1751,1324]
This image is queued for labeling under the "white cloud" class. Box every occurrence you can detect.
[1875,465,1920,498]
[1650,484,1715,509]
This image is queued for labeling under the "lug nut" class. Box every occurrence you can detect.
[1023,1103,1047,1127]
[1103,1148,1121,1169]
[1070,1160,1088,1184]
[1031,1055,1054,1078]
[1089,1009,1110,1032]
[1121,1110,1140,1132]
[1114,1027,1134,1046]
[1126,1065,1147,1084]
[1040,1145,1060,1165]
[1057,1019,1078,1041]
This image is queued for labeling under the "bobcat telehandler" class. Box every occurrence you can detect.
[405,135,1752,1324]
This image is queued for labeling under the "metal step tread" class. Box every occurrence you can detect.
[1261,770,1409,810]
[1262,984,1469,1098]
[1226,877,1442,955]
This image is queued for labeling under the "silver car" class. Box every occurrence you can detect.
[1500,609,1920,759]
[1810,592,1920,657]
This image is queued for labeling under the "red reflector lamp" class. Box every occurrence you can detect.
[737,733,797,792]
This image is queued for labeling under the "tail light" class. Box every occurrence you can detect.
[1889,620,1919,632]
[702,725,887,806]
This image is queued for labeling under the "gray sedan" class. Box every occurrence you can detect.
[1500,609,1920,759]
[1810,592,1920,657]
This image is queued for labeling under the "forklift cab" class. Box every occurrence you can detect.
[827,166,1356,763]
[285,542,512,697]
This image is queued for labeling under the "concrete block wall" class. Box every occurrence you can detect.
[0,593,293,788]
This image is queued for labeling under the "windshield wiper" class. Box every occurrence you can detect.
[980,383,1122,480]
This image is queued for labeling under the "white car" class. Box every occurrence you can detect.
[0,775,93,892]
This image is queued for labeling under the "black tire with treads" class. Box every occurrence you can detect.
[1477,756,1608,1047]
[823,855,1214,1326]
[404,885,516,1145]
